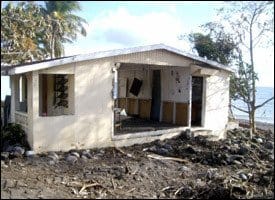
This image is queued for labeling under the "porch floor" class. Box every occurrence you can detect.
[114,116,182,135]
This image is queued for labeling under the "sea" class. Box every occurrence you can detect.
[231,86,274,124]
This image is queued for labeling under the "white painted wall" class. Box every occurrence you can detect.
[204,70,230,138]
[10,49,230,152]
[161,67,190,102]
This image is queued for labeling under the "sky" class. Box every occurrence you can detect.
[1,1,274,100]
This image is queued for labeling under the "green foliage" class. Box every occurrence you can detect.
[189,30,237,65]
[1,2,50,65]
[1,1,88,64]
[1,123,29,149]
[43,1,88,58]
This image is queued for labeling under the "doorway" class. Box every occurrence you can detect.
[191,76,203,126]
[150,70,161,121]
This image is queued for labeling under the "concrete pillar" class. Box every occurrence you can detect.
[188,75,192,128]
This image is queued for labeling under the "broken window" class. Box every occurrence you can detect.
[39,74,74,116]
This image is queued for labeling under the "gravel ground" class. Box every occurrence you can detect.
[1,128,274,199]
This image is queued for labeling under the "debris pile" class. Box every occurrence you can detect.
[1,127,274,199]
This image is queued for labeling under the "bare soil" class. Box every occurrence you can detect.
[1,127,274,199]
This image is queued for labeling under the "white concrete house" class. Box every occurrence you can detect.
[1,44,233,153]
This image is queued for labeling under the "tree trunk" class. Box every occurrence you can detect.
[249,14,256,138]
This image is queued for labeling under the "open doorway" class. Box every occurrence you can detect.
[150,70,161,121]
[191,76,203,126]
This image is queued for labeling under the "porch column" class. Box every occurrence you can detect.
[10,75,20,122]
[188,75,192,128]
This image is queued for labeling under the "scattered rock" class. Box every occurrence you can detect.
[70,152,80,158]
[206,168,218,180]
[184,146,196,154]
[239,173,248,181]
[81,155,88,161]
[25,151,35,157]
[1,152,9,160]
[264,141,274,150]
[254,137,263,143]
[13,146,25,155]
[66,155,78,164]
[82,150,92,159]
[1,160,8,168]
[237,146,249,155]
[48,160,56,165]
[233,160,242,165]
[48,152,59,161]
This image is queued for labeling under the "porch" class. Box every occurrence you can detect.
[112,62,214,138]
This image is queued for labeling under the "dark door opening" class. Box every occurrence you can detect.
[150,70,161,121]
[191,76,203,126]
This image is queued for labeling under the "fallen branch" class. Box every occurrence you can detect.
[115,147,134,158]
[174,186,184,196]
[79,183,101,194]
[147,154,188,163]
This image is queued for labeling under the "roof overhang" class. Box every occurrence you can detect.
[1,44,234,76]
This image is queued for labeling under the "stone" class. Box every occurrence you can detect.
[70,152,80,158]
[81,155,88,160]
[237,146,249,155]
[255,137,263,143]
[49,160,55,165]
[179,166,190,172]
[1,160,8,168]
[25,151,35,157]
[206,168,218,180]
[226,155,244,164]
[1,152,9,160]
[180,130,192,140]
[239,173,248,181]
[82,150,92,159]
[66,155,78,164]
[158,147,169,155]
[264,141,274,150]
[185,146,196,154]
[233,160,242,165]
[48,152,59,161]
[13,146,25,155]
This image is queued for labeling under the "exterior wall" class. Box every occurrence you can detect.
[11,49,230,153]
[204,70,230,138]
[30,60,114,152]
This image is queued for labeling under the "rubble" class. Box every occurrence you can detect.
[1,127,274,199]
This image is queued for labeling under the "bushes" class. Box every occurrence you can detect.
[1,123,30,151]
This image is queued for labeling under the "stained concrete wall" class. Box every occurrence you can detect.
[204,70,230,138]
[11,49,230,152]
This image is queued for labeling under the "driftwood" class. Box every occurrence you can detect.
[79,183,101,194]
[115,147,134,158]
[147,153,188,163]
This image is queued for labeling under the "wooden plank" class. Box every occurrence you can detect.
[139,99,151,119]
[162,101,173,123]
[128,98,138,115]
[175,103,188,126]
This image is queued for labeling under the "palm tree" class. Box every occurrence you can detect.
[43,1,87,58]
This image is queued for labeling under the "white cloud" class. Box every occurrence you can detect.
[64,6,274,87]
[65,7,192,55]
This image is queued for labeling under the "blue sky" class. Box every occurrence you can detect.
[1,1,274,100]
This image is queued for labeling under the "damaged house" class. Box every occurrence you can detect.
[1,44,233,153]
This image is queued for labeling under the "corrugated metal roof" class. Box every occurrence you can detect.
[1,44,233,75]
